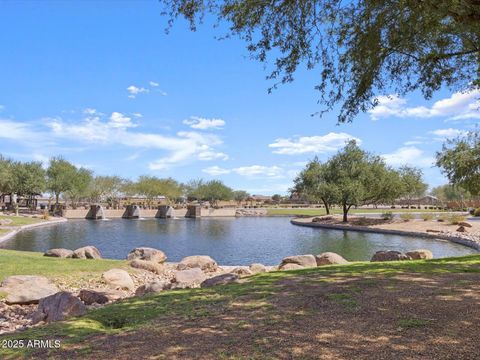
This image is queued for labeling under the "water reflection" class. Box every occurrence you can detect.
[1,218,477,265]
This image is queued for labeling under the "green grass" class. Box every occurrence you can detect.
[266,208,448,216]
[398,318,432,329]
[0,229,10,236]
[0,215,44,227]
[1,254,479,358]
[0,249,130,283]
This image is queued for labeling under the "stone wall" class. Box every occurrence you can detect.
[62,207,234,219]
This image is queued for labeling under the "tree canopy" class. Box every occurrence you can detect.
[160,0,480,122]
[436,130,480,195]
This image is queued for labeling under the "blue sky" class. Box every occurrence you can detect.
[0,1,478,195]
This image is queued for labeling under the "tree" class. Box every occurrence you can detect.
[291,157,339,214]
[323,141,402,222]
[436,130,480,195]
[89,176,126,207]
[65,168,93,209]
[12,161,46,210]
[196,180,233,207]
[0,155,15,197]
[233,190,249,205]
[135,176,183,206]
[398,166,428,206]
[161,1,480,123]
[46,157,78,210]
[271,194,283,204]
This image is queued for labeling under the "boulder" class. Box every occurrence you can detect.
[371,251,411,262]
[130,259,164,274]
[249,263,267,274]
[102,269,134,291]
[405,249,433,260]
[280,255,317,268]
[231,267,253,277]
[32,292,86,324]
[44,248,73,258]
[0,275,59,305]
[135,280,171,296]
[178,255,218,272]
[72,246,102,259]
[315,252,349,266]
[173,268,207,288]
[279,263,304,271]
[127,247,166,263]
[78,289,110,305]
[458,222,472,228]
[201,273,240,288]
[456,226,467,233]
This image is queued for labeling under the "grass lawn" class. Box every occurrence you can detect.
[0,229,10,236]
[0,215,45,227]
[0,249,130,285]
[267,208,448,216]
[1,254,479,359]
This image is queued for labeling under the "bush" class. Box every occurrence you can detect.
[420,213,434,221]
[474,208,480,217]
[447,214,466,225]
[381,211,394,220]
[400,213,415,222]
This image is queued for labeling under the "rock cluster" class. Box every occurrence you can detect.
[43,245,102,259]
[278,252,349,270]
[371,249,433,262]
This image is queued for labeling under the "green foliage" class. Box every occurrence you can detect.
[398,318,431,329]
[430,184,472,202]
[134,176,182,204]
[161,1,480,123]
[398,166,428,204]
[88,176,126,206]
[420,213,434,221]
[11,161,46,198]
[400,213,415,222]
[271,194,282,203]
[436,130,480,195]
[46,157,78,206]
[474,208,480,217]
[381,212,394,220]
[65,168,93,208]
[447,214,466,225]
[233,190,249,203]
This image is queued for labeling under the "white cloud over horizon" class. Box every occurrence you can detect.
[369,89,480,120]
[382,146,435,168]
[269,132,361,155]
[183,116,225,130]
[127,85,149,99]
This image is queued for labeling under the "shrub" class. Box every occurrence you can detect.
[474,208,480,217]
[420,213,434,221]
[447,214,466,225]
[381,211,394,220]
[400,213,415,222]
[41,211,50,220]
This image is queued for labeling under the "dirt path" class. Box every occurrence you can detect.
[32,271,480,359]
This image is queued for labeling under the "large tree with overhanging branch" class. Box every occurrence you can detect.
[160,0,480,122]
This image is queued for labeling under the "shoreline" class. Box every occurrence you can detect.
[291,217,480,251]
[0,217,68,245]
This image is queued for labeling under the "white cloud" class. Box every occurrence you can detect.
[0,119,37,141]
[429,128,468,139]
[403,140,423,146]
[382,146,435,167]
[269,132,360,155]
[83,108,98,115]
[202,166,231,176]
[233,165,283,178]
[198,150,229,161]
[369,89,480,120]
[132,113,143,118]
[183,116,225,130]
[149,81,159,87]
[127,85,149,99]
[109,112,136,129]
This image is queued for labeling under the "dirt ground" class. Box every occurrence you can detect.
[30,271,480,360]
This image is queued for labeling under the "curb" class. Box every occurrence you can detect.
[0,218,68,245]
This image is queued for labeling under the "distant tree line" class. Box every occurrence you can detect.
[0,156,248,211]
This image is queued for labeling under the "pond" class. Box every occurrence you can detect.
[1,217,477,265]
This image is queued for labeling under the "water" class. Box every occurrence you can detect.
[1,217,476,265]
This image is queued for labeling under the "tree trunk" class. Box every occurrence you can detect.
[321,198,330,215]
[342,203,348,222]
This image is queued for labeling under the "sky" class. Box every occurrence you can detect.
[0,1,478,195]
